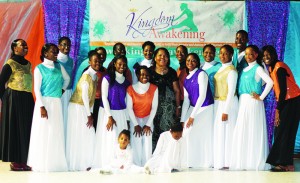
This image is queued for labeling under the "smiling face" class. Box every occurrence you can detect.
[14,40,28,57]
[138,68,150,84]
[245,47,258,64]
[45,46,59,61]
[118,134,130,150]
[155,49,169,67]
[203,46,215,63]
[235,32,248,52]
[58,39,71,55]
[143,45,154,60]
[114,58,127,74]
[176,46,188,63]
[263,50,273,66]
[219,47,232,64]
[186,54,198,71]
[89,54,101,71]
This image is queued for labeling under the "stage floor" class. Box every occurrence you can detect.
[1,159,300,183]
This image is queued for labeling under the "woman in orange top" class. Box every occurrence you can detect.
[263,45,300,172]
[127,66,158,166]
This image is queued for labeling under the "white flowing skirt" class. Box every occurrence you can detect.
[130,116,153,166]
[183,105,214,168]
[27,97,68,172]
[61,89,72,141]
[66,103,96,171]
[230,94,271,170]
[93,107,128,168]
[213,96,238,169]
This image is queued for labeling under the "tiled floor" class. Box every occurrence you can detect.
[1,159,300,183]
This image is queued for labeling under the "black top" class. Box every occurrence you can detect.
[276,67,288,110]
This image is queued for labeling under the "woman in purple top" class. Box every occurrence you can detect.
[93,55,130,169]
[180,53,214,168]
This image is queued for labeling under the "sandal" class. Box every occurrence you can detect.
[10,163,23,171]
[270,165,287,172]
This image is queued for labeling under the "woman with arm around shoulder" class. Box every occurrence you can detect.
[230,45,273,170]
[127,66,158,166]
[0,39,34,171]
[27,43,69,172]
[263,45,300,172]
[149,47,181,151]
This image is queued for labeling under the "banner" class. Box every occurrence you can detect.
[90,0,244,59]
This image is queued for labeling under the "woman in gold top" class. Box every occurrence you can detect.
[0,39,34,171]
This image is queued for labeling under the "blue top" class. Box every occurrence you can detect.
[238,64,262,95]
[37,62,63,98]
[202,62,221,95]
[184,69,214,107]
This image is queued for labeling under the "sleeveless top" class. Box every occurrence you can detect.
[214,65,237,101]
[70,74,97,107]
[238,64,262,95]
[6,59,32,92]
[184,69,214,107]
[37,62,63,97]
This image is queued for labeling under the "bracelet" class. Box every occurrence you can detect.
[177,106,181,109]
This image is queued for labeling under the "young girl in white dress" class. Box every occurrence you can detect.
[230,45,273,170]
[100,130,144,174]
[127,66,158,166]
[213,45,238,170]
[27,43,69,172]
[180,53,214,168]
[93,55,130,168]
[66,50,100,171]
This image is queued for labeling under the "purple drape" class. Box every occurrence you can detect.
[42,0,87,68]
[246,0,290,148]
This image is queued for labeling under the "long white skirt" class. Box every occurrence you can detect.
[93,107,128,168]
[66,103,96,171]
[230,94,271,170]
[213,96,238,169]
[61,89,72,140]
[27,97,68,172]
[130,116,153,166]
[183,105,214,168]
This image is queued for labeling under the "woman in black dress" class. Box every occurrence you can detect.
[149,47,181,151]
[0,39,34,171]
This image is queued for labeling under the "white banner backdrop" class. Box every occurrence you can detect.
[90,0,244,50]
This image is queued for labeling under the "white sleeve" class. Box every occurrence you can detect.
[180,87,190,122]
[34,67,44,107]
[81,78,92,116]
[126,92,138,126]
[145,88,158,127]
[256,66,274,100]
[223,70,238,114]
[60,65,70,90]
[101,77,112,116]
[123,148,133,169]
[190,71,208,118]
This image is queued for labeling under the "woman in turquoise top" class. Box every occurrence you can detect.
[201,44,221,95]
[27,43,70,172]
[230,45,273,170]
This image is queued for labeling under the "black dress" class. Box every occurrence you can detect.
[149,66,179,151]
[0,55,34,164]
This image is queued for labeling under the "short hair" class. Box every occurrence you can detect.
[95,47,107,55]
[88,50,99,60]
[176,45,188,55]
[170,123,183,132]
[220,44,234,56]
[58,36,71,44]
[119,129,131,140]
[203,44,216,53]
[142,41,155,51]
[135,65,150,78]
[186,53,201,69]
[152,47,170,67]
[236,30,248,40]
[40,43,58,61]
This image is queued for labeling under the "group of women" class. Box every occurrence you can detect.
[0,30,299,173]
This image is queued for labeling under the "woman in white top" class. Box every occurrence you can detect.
[27,43,69,172]
[230,45,273,170]
[127,66,158,166]
[213,45,238,170]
